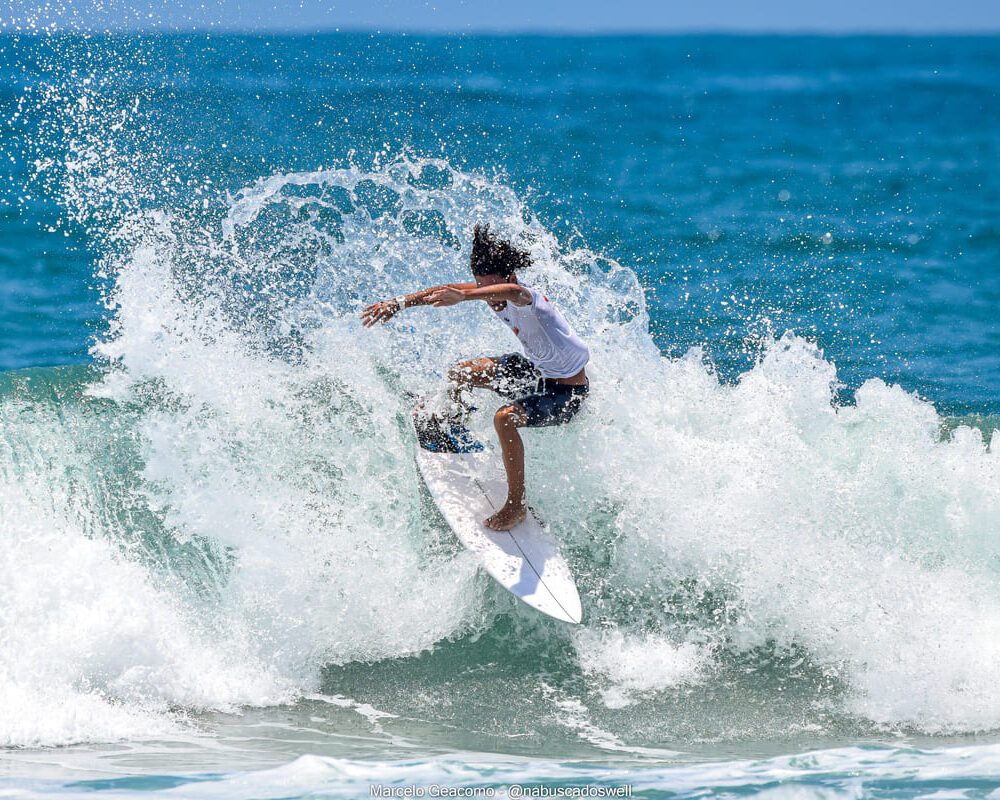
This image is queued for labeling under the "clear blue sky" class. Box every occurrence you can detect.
[5,0,1000,33]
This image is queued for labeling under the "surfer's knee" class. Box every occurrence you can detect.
[447,360,475,386]
[449,358,496,389]
[494,404,526,430]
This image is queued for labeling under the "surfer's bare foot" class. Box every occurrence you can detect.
[484,499,527,531]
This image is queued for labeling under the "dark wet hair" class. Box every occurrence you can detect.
[470,223,531,280]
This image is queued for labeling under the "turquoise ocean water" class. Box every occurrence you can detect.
[2,32,1000,798]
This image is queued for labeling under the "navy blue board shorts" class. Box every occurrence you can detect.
[491,353,588,427]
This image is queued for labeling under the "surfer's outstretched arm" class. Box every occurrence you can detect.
[360,283,476,327]
[425,283,531,308]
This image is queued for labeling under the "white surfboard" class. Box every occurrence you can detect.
[415,445,582,624]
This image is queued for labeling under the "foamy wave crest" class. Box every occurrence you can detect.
[0,474,291,747]
[566,331,1000,732]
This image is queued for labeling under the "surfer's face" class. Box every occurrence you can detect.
[475,272,512,311]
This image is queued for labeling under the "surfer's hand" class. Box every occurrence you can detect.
[427,286,465,307]
[360,299,400,327]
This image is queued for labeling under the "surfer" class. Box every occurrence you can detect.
[361,223,590,531]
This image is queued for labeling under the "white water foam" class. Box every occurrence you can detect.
[573,630,705,708]
[0,478,288,748]
[559,330,1000,732]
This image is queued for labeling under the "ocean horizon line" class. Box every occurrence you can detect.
[3,26,1000,39]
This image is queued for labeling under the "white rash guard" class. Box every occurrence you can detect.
[494,284,590,379]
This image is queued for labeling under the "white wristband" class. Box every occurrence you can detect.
[394,296,406,311]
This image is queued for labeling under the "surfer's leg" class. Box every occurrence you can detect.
[415,357,497,431]
[485,403,529,531]
[446,358,498,411]
[442,353,538,415]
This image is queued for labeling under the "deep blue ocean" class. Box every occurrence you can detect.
[2,32,1000,799]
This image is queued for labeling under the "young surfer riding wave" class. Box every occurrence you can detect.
[361,223,590,531]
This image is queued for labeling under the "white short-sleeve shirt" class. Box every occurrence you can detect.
[494,284,590,379]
